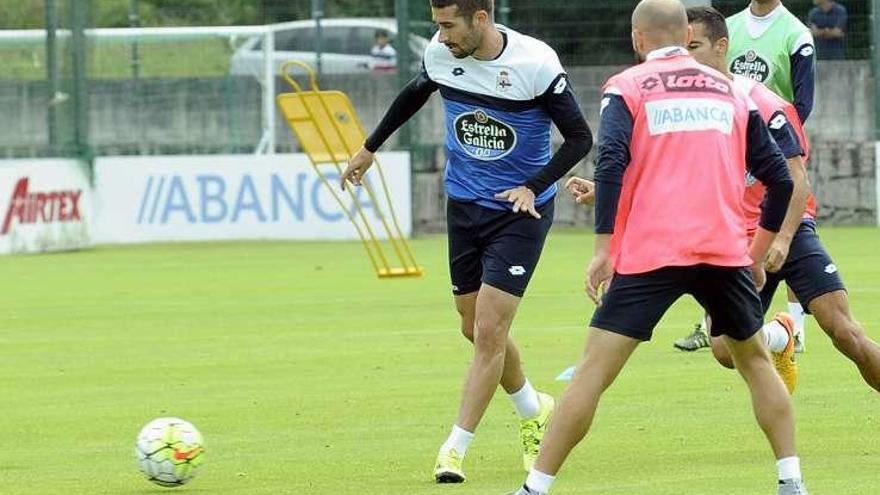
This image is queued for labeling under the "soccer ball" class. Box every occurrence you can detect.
[135,417,204,487]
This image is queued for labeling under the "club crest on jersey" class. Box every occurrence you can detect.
[454,109,517,160]
[730,49,770,82]
[496,69,512,92]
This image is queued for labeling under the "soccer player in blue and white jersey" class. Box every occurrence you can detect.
[341,0,592,483]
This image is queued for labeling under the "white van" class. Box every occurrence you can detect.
[229,18,430,77]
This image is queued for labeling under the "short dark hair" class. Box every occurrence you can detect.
[686,6,728,43]
[375,29,390,39]
[430,0,494,21]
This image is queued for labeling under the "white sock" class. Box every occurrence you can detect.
[763,320,791,353]
[525,469,556,494]
[777,456,802,480]
[509,379,541,419]
[788,302,806,333]
[440,425,474,456]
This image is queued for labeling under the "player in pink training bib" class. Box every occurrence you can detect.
[507,2,805,495]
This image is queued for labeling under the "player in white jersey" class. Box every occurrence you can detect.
[341,0,592,483]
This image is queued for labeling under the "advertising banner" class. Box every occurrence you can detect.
[94,153,411,243]
[0,159,92,254]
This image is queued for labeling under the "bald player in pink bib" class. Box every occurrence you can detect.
[507,1,807,495]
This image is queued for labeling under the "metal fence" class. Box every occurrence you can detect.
[0,0,875,160]
[509,0,869,65]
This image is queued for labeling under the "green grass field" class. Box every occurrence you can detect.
[1,227,878,494]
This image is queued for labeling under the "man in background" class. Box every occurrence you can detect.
[370,29,398,70]
[808,0,847,60]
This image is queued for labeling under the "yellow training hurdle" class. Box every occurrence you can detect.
[276,61,423,278]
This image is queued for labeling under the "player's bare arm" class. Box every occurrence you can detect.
[744,110,795,290]
[749,228,773,291]
[765,155,810,272]
[743,98,810,274]
[584,87,629,305]
[586,233,613,304]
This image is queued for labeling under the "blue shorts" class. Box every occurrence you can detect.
[591,265,764,342]
[760,219,846,314]
[446,197,554,297]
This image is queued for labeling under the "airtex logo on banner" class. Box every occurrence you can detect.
[1,177,83,235]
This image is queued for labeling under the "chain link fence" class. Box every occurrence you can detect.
[0,0,874,159]
[509,1,869,66]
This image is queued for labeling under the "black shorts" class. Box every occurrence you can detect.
[447,197,554,297]
[760,219,846,314]
[591,265,764,342]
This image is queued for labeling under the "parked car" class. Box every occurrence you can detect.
[229,18,429,77]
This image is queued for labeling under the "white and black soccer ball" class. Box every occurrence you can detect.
[135,417,204,487]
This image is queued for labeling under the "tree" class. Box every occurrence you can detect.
[0,0,44,29]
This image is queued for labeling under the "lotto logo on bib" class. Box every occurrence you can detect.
[454,110,517,161]
[659,68,731,95]
[730,49,770,82]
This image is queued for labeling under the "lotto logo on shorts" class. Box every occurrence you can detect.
[508,266,526,276]
[825,264,838,274]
